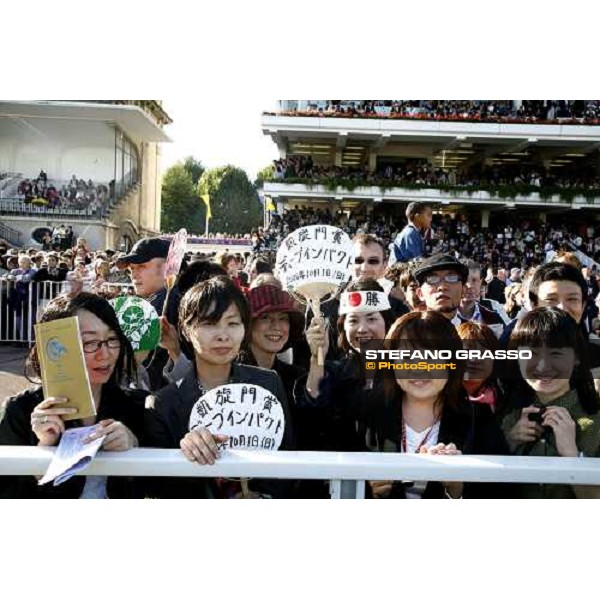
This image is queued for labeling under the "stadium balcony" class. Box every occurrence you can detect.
[0,175,137,221]
[262,180,600,211]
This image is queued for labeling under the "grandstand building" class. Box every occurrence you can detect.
[261,100,600,230]
[0,100,171,250]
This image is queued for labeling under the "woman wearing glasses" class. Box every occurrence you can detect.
[0,292,148,498]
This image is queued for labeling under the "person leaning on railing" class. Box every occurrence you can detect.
[0,292,150,499]
[502,307,600,499]
[144,276,295,499]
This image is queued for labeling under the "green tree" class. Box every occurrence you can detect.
[160,163,206,233]
[254,163,274,188]
[198,165,262,234]
[182,156,205,186]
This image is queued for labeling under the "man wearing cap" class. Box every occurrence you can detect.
[117,237,177,317]
[413,253,469,326]
[117,237,181,390]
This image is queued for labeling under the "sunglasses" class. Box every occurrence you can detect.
[354,257,381,265]
[424,274,461,285]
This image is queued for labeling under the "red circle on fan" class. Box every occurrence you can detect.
[348,293,362,307]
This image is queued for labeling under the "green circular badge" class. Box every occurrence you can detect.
[110,296,160,352]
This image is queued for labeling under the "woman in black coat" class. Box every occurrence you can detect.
[304,300,510,499]
[0,292,148,499]
[301,280,396,453]
[361,311,509,499]
[144,276,294,498]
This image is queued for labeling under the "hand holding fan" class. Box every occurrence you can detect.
[274,225,354,364]
[162,228,187,316]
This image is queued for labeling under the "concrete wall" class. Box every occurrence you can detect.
[0,216,110,249]
[0,132,114,182]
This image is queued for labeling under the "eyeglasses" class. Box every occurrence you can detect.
[82,337,121,354]
[424,274,461,285]
[355,257,381,265]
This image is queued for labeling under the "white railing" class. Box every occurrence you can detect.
[0,280,134,344]
[0,197,101,217]
[1,447,600,498]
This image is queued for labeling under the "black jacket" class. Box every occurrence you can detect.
[0,383,149,499]
[486,278,506,305]
[362,396,511,499]
[144,362,295,498]
[300,357,511,498]
[144,286,182,391]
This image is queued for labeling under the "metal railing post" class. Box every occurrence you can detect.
[330,479,366,499]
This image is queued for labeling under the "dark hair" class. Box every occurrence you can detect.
[336,279,396,355]
[384,263,406,286]
[399,267,418,292]
[384,311,467,413]
[508,307,599,414]
[250,257,272,276]
[217,253,236,270]
[177,260,227,296]
[528,262,587,307]
[179,276,251,345]
[405,202,430,220]
[456,321,504,406]
[27,292,136,386]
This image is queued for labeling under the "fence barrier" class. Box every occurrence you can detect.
[0,279,134,344]
[1,447,599,498]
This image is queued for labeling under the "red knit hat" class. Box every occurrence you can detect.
[246,285,304,347]
[247,285,300,318]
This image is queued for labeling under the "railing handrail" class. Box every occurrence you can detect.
[2,447,600,485]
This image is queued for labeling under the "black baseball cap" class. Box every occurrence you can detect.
[413,253,469,285]
[116,237,170,266]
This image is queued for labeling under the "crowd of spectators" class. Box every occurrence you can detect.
[272,100,600,124]
[14,170,114,215]
[4,220,600,500]
[183,233,251,245]
[264,204,600,271]
[270,155,600,195]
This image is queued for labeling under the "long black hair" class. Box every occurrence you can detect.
[508,307,599,415]
[27,292,136,387]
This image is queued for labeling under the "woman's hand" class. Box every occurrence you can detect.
[420,442,461,456]
[542,406,578,457]
[31,397,78,446]
[369,480,393,499]
[420,443,463,498]
[180,427,229,465]
[159,316,181,361]
[85,419,138,451]
[506,406,544,452]
[306,316,329,360]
